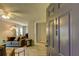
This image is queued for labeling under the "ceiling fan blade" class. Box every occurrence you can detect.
[11,12,23,17]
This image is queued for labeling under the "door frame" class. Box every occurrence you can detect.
[49,20,55,47]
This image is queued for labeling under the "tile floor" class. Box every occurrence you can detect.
[15,43,47,56]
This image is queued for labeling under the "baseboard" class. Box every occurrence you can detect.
[58,53,64,56]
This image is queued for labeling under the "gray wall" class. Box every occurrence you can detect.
[47,4,79,56]
[60,13,69,56]
[70,4,79,56]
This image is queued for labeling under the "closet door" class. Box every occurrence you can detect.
[59,13,70,56]
[53,18,59,55]
[49,20,54,55]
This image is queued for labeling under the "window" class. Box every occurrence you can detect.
[20,27,23,35]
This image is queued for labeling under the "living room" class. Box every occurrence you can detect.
[0,18,33,55]
[0,3,48,56]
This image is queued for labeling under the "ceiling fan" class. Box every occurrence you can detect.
[0,5,24,19]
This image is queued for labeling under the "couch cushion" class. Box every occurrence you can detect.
[6,41,20,47]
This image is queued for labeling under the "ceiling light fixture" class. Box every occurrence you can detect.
[2,15,10,19]
[0,9,11,19]
[10,26,16,30]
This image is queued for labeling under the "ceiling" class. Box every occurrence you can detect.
[0,3,49,25]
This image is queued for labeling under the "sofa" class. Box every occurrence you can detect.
[6,40,20,47]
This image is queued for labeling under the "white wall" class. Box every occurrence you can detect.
[0,22,10,40]
[36,23,46,43]
[28,21,46,45]
[0,21,16,45]
[28,21,35,41]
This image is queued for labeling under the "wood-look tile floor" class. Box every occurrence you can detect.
[15,43,47,56]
